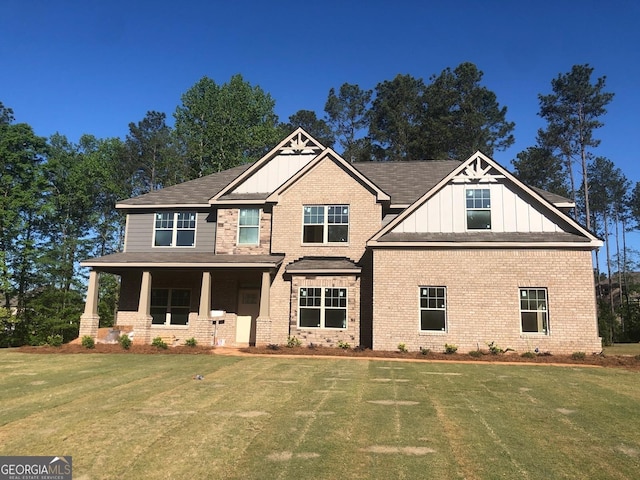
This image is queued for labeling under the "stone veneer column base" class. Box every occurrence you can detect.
[79,314,100,339]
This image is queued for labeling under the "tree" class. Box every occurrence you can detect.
[587,158,629,321]
[368,74,427,161]
[422,62,515,159]
[125,111,181,195]
[174,74,281,177]
[0,112,48,344]
[285,110,334,148]
[512,146,569,197]
[324,83,372,161]
[538,64,614,229]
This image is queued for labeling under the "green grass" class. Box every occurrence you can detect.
[604,343,640,356]
[1,351,639,479]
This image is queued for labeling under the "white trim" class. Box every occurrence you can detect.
[151,211,198,248]
[81,261,282,268]
[366,240,601,248]
[418,286,447,333]
[287,268,362,275]
[237,208,261,246]
[301,204,350,245]
[297,286,348,330]
[519,287,550,335]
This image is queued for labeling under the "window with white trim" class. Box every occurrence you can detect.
[299,287,347,329]
[466,189,491,230]
[238,208,260,245]
[151,289,191,326]
[303,205,349,243]
[520,288,548,334]
[154,212,196,247]
[419,287,446,331]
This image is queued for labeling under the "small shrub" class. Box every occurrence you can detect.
[286,336,302,348]
[46,334,63,347]
[571,351,586,360]
[444,343,458,354]
[184,337,198,347]
[267,343,280,350]
[118,334,132,350]
[487,341,504,355]
[469,350,483,358]
[419,346,431,356]
[81,335,95,349]
[397,342,408,353]
[521,351,536,359]
[337,340,351,349]
[307,342,317,350]
[634,354,640,361]
[151,337,168,349]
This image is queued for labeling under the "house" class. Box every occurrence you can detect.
[80,128,603,354]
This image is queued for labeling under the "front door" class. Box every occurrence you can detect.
[237,289,260,345]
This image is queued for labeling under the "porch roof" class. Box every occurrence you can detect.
[371,231,593,247]
[81,252,285,269]
[285,257,362,275]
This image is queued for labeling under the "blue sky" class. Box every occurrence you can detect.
[1,0,638,181]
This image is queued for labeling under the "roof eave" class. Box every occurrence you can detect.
[366,240,603,249]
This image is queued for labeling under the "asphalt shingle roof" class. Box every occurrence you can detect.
[285,257,361,273]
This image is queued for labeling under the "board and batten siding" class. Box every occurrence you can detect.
[394,182,562,234]
[124,211,216,253]
[233,153,316,194]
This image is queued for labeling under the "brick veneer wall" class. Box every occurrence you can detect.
[267,158,382,346]
[372,248,602,354]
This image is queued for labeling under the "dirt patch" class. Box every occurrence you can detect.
[266,451,320,461]
[556,408,576,415]
[360,446,435,455]
[367,400,419,406]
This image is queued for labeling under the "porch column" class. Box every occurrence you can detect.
[134,270,153,344]
[79,270,100,339]
[255,270,272,345]
[196,271,214,345]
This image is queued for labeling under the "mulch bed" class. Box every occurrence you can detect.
[13,343,640,371]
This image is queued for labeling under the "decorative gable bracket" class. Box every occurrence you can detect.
[451,155,505,183]
[279,131,324,155]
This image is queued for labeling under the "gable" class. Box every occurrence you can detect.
[369,152,601,248]
[210,129,325,203]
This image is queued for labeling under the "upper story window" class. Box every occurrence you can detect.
[303,205,349,243]
[238,208,260,245]
[520,288,549,334]
[154,212,196,247]
[466,189,491,230]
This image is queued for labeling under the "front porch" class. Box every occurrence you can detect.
[79,253,284,347]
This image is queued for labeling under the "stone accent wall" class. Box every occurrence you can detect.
[372,248,602,354]
[215,208,272,255]
[289,275,360,347]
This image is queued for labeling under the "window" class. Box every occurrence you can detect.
[238,208,260,245]
[520,288,548,334]
[151,289,191,326]
[303,205,349,243]
[466,189,491,230]
[154,212,196,247]
[299,287,347,329]
[419,287,446,331]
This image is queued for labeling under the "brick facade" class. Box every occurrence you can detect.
[372,248,601,354]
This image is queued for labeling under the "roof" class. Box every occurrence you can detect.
[285,257,362,274]
[114,156,570,210]
[354,160,462,206]
[81,252,285,269]
[116,164,252,208]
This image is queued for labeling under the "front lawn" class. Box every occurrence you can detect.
[1,351,639,479]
